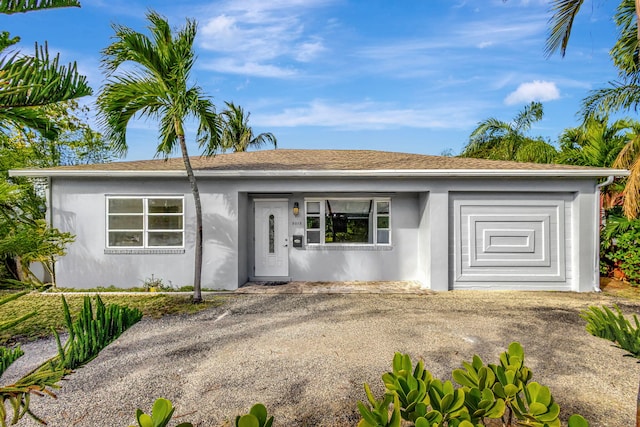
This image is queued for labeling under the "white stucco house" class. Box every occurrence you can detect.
[10,149,627,291]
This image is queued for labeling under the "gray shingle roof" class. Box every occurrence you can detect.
[9,149,628,178]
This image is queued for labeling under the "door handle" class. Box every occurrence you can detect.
[283,244,288,247]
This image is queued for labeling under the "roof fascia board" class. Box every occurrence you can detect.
[9,168,630,178]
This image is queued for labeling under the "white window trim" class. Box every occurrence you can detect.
[105,195,185,249]
[304,197,391,246]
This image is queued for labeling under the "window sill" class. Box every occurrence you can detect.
[304,245,392,251]
[104,248,185,254]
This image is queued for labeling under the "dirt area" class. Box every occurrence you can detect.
[11,290,640,426]
[600,277,640,300]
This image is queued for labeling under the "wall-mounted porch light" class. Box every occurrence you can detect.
[293,202,300,216]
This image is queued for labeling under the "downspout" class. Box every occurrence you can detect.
[47,176,55,287]
[593,176,615,292]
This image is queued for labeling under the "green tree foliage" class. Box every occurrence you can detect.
[0,0,91,138]
[97,10,224,303]
[556,115,635,167]
[219,102,277,153]
[546,1,640,219]
[1,101,116,285]
[460,102,558,163]
[0,0,80,14]
[0,0,99,284]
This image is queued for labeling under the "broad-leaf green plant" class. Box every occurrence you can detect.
[235,403,274,427]
[359,342,589,427]
[130,398,192,427]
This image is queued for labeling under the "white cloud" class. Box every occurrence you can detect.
[504,80,560,105]
[295,38,327,62]
[197,0,332,77]
[254,99,479,130]
[201,59,298,78]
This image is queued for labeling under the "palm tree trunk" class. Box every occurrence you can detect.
[636,377,640,427]
[178,135,203,303]
[636,0,640,44]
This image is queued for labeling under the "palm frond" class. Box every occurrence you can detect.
[513,101,543,132]
[545,0,585,57]
[623,155,640,218]
[0,0,80,14]
[0,106,58,139]
[582,81,640,118]
[610,0,639,79]
[97,77,167,155]
[0,42,91,109]
[515,138,558,163]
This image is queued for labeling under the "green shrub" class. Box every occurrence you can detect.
[358,342,588,427]
[0,295,142,426]
[600,214,640,284]
[54,295,143,369]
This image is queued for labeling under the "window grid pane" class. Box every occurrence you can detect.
[107,197,184,248]
[305,201,322,244]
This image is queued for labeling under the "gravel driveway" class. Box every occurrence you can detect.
[9,291,640,426]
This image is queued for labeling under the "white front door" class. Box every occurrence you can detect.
[254,200,289,277]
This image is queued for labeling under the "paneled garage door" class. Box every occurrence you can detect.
[450,192,573,290]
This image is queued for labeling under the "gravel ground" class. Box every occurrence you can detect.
[6,291,640,426]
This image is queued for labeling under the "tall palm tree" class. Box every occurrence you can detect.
[460,102,558,163]
[218,101,277,153]
[97,11,222,303]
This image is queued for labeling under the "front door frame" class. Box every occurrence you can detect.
[254,199,289,278]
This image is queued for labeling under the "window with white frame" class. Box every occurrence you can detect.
[305,198,391,245]
[106,197,184,248]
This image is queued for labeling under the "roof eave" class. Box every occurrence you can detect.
[8,168,630,178]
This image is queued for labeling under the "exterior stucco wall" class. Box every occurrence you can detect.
[282,192,421,282]
[51,178,241,290]
[50,175,600,292]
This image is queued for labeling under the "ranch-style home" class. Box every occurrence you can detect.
[10,149,627,292]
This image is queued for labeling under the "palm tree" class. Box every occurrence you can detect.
[0,0,91,139]
[218,101,276,153]
[546,0,640,218]
[460,102,558,163]
[97,11,222,303]
[546,0,639,59]
[556,115,633,167]
[547,0,640,116]
[612,124,640,217]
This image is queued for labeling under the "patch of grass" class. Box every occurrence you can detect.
[49,285,222,293]
[0,293,227,346]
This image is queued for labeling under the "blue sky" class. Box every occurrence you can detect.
[2,0,624,160]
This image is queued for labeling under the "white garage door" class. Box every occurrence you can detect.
[450,192,573,290]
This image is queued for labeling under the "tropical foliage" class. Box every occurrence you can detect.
[1,102,115,285]
[0,0,100,285]
[0,295,142,426]
[546,0,640,218]
[581,305,640,426]
[97,10,223,303]
[219,101,277,153]
[460,102,558,163]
